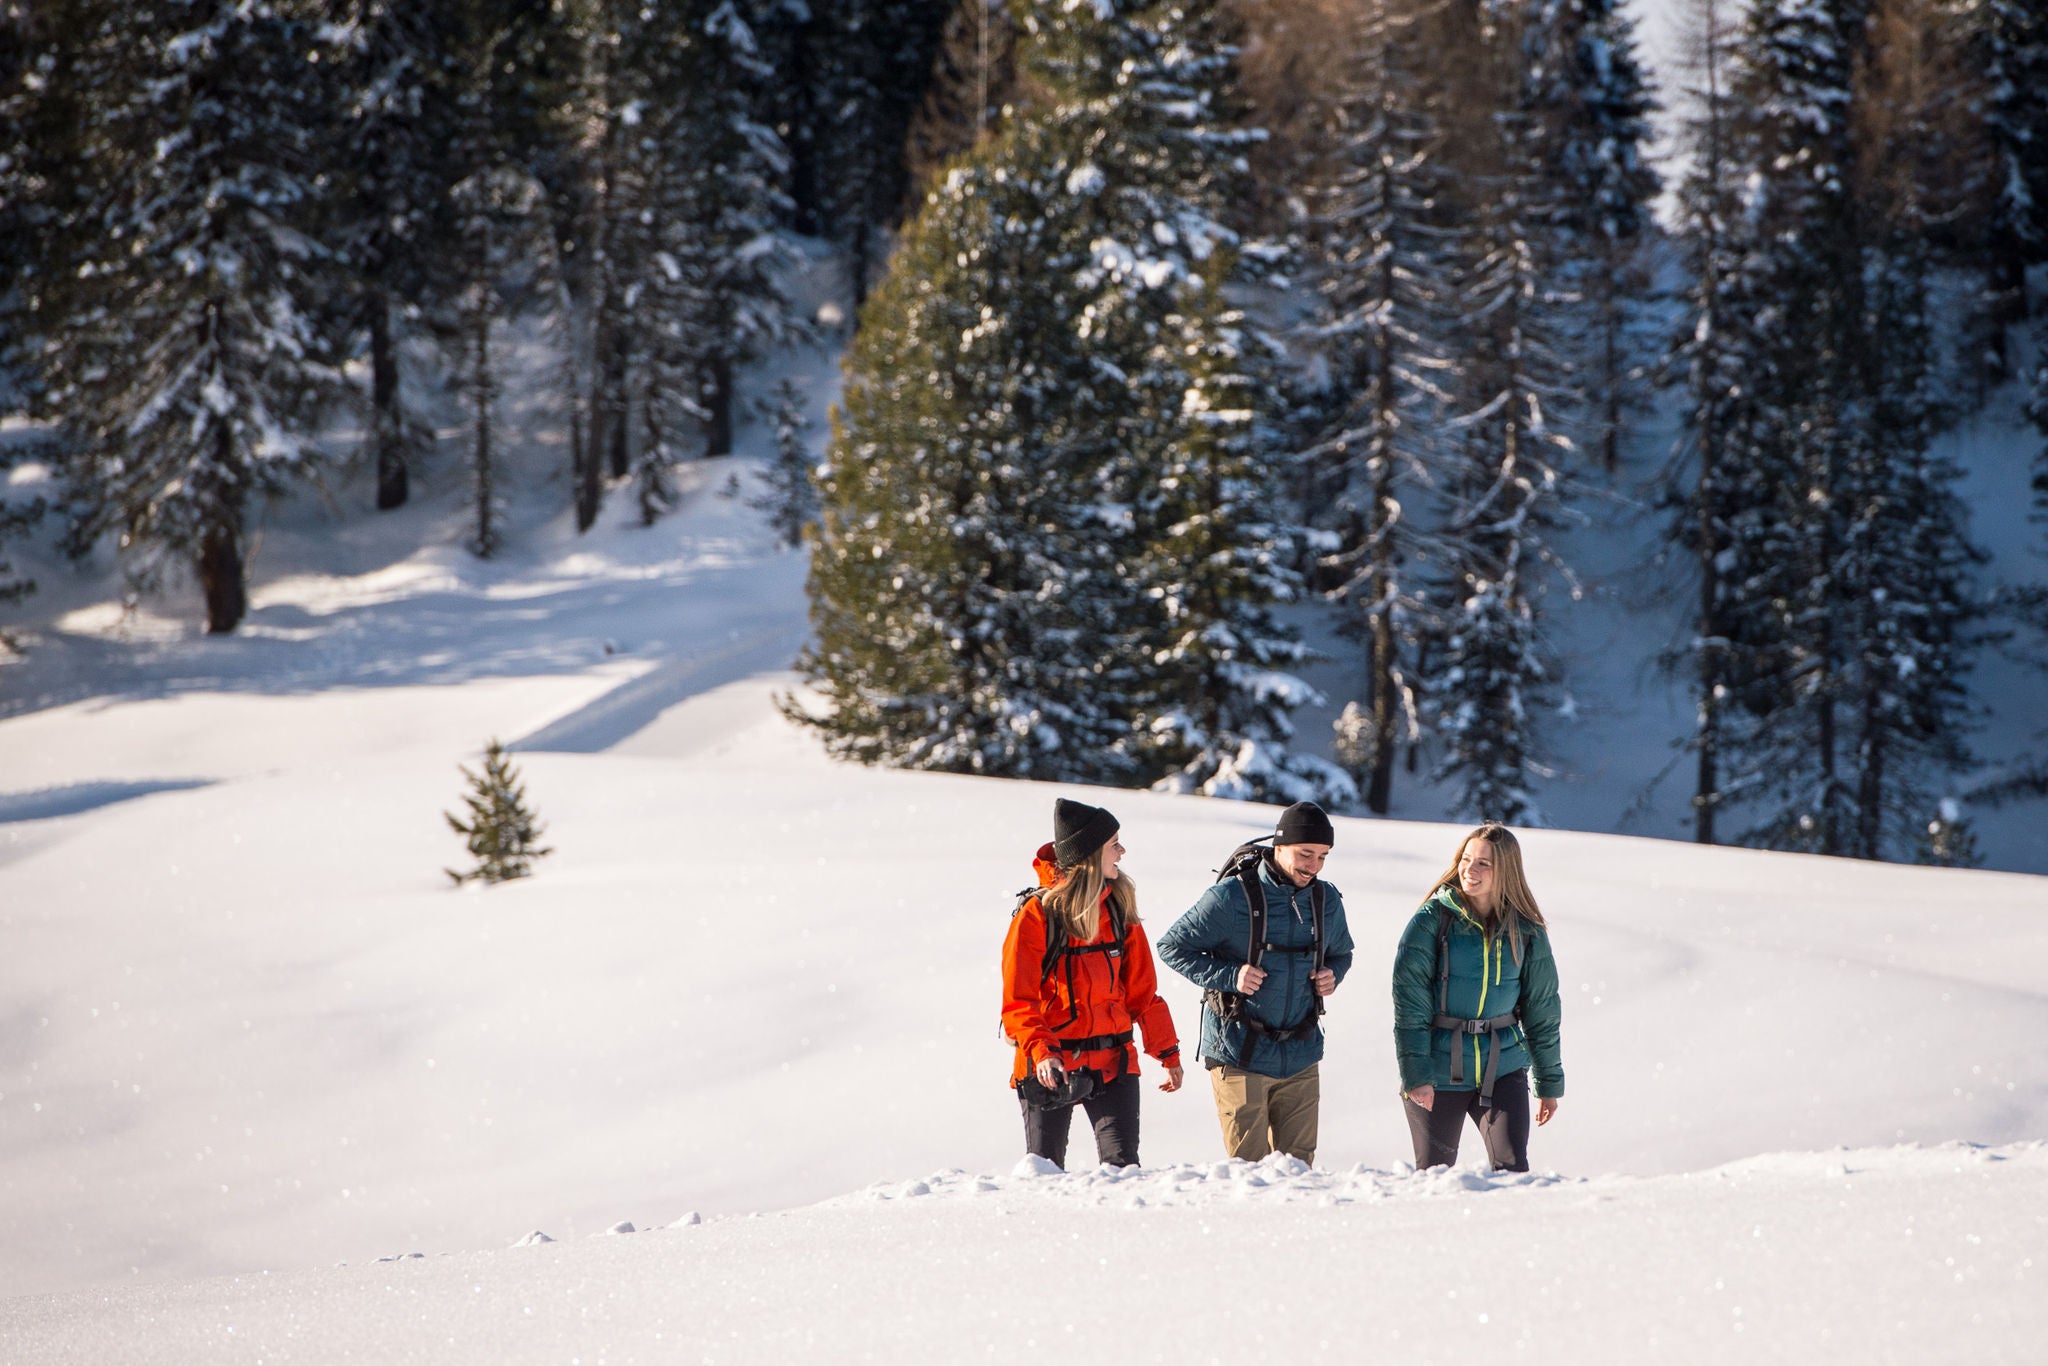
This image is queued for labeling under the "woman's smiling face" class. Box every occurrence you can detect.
[1458,838,1496,907]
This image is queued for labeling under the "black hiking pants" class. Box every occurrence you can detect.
[1402,1067,1531,1173]
[1020,1070,1141,1170]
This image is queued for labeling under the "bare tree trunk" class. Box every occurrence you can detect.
[473,291,497,558]
[705,354,734,458]
[606,330,631,479]
[369,292,410,511]
[198,449,246,633]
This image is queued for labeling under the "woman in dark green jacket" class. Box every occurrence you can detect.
[1391,823,1563,1172]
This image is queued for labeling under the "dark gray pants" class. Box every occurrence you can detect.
[1402,1067,1531,1172]
[1020,1070,1142,1169]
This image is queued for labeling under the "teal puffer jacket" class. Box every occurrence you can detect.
[1157,859,1355,1080]
[1391,888,1564,1099]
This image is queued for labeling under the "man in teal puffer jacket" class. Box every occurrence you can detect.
[1158,802,1354,1165]
[1391,824,1564,1172]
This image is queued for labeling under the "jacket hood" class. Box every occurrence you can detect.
[1032,842,1059,889]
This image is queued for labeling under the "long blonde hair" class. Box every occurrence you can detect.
[1040,847,1137,943]
[1430,824,1546,964]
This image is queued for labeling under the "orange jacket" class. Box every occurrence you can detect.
[1001,842,1180,1087]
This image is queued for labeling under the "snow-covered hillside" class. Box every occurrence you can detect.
[2,418,2045,1360]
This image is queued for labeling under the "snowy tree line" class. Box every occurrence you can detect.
[796,0,2048,862]
[1664,0,2048,861]
[3,0,2046,863]
[799,0,1663,816]
[0,0,953,627]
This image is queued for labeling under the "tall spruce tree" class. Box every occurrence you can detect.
[1705,0,1863,854]
[1667,0,1778,844]
[1973,0,2048,382]
[1837,0,1986,859]
[778,0,950,310]
[1523,0,1662,474]
[794,0,1329,791]
[1301,0,1461,813]
[792,113,1144,777]
[669,1,792,462]
[1421,2,1581,825]
[330,0,461,512]
[1136,254,1357,805]
[35,0,348,633]
[1670,0,1988,861]
[443,0,567,557]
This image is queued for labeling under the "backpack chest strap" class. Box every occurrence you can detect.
[1434,1010,1522,1102]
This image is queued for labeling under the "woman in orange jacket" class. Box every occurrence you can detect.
[1001,798,1183,1169]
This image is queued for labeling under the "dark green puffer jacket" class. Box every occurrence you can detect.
[1391,888,1564,1099]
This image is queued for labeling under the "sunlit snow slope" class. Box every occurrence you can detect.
[2,423,2044,1364]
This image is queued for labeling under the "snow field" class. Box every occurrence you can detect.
[4,659,2046,1304]
[3,1143,2042,1365]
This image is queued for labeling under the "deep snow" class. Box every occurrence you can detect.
[3,392,2047,1361]
[5,1145,2044,1365]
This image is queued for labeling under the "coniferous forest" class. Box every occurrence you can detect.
[3,0,2047,865]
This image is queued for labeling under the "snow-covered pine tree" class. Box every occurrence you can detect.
[0,3,82,617]
[330,0,462,512]
[795,0,1319,789]
[1134,253,1358,805]
[578,0,643,517]
[792,114,1143,778]
[1835,0,1987,861]
[1972,0,2048,383]
[1301,0,1462,813]
[1421,5,1581,826]
[1665,0,1779,845]
[1513,0,1661,474]
[35,0,348,634]
[1706,0,1863,855]
[792,0,951,312]
[443,0,566,558]
[445,739,553,885]
[667,1,791,462]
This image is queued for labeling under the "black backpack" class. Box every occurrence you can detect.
[1202,838,1327,1040]
[1011,884,1127,1028]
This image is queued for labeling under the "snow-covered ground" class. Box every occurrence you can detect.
[8,1146,2044,1365]
[3,372,2047,1361]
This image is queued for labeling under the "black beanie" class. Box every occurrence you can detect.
[1053,798,1120,868]
[1275,801,1335,847]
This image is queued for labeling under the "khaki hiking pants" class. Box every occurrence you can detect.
[1209,1062,1319,1164]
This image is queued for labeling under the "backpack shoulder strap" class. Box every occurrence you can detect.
[1015,887,1067,982]
[1235,859,1267,968]
[1309,879,1328,1017]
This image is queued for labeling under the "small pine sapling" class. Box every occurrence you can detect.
[445,740,552,885]
[752,378,818,547]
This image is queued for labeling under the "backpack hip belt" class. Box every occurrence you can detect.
[1054,1029,1134,1054]
[1209,996,1323,1044]
[1433,1010,1522,1102]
